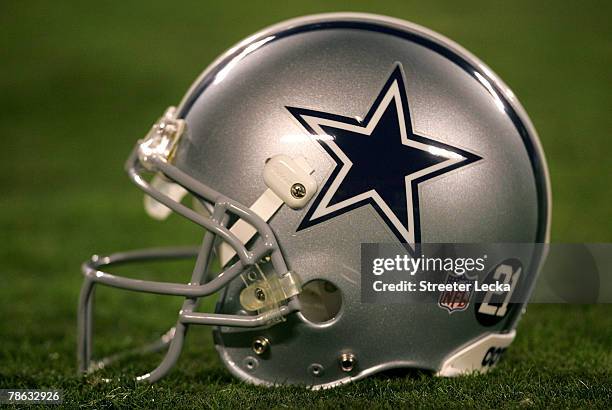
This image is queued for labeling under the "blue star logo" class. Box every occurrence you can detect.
[287,64,481,244]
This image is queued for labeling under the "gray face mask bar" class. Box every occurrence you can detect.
[77,108,302,382]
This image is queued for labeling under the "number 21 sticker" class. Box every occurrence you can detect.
[475,259,523,327]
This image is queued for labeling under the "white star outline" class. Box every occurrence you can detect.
[292,64,475,245]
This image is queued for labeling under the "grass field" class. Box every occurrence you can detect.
[1,0,611,408]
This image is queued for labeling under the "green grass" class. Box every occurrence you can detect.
[1,0,611,407]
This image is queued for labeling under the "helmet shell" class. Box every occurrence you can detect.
[172,13,550,387]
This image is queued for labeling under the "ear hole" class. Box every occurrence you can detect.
[298,279,342,324]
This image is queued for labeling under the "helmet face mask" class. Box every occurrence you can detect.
[78,13,551,388]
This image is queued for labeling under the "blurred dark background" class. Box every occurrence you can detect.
[0,0,610,405]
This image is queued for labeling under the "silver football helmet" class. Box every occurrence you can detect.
[78,13,551,388]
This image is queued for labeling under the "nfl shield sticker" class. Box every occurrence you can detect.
[438,274,474,313]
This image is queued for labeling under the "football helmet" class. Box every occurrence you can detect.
[78,13,551,388]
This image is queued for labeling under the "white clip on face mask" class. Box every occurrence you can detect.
[218,154,317,266]
[144,174,189,220]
